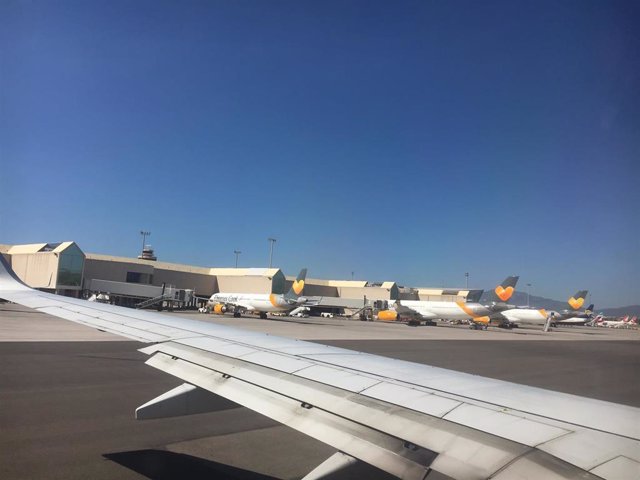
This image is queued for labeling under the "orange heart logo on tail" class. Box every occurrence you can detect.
[292,280,305,295]
[568,297,584,309]
[494,285,514,302]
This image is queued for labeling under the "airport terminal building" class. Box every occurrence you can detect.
[0,242,478,312]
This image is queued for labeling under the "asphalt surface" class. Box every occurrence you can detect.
[1,306,639,480]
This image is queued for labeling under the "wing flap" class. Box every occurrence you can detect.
[362,382,462,418]
[295,364,383,393]
[490,449,599,480]
[589,456,640,480]
[144,348,434,480]
[442,404,570,446]
[140,341,601,480]
[538,429,640,472]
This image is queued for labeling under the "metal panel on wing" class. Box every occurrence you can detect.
[442,403,571,447]
[361,382,462,418]
[295,364,382,393]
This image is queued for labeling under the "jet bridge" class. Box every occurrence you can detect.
[87,278,195,309]
[304,296,370,316]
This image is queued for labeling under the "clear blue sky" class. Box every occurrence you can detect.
[1,1,638,307]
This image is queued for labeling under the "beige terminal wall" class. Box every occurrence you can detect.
[152,269,217,296]
[83,256,154,284]
[213,270,284,295]
[9,253,59,289]
[84,254,217,297]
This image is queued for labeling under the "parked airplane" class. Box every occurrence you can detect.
[0,258,638,479]
[552,303,594,327]
[500,290,589,327]
[377,276,519,329]
[208,268,307,319]
[597,315,637,328]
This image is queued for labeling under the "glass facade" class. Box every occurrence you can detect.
[57,245,84,287]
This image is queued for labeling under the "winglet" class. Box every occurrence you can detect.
[0,254,30,290]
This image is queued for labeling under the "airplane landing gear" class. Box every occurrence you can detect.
[259,312,268,319]
[469,324,487,330]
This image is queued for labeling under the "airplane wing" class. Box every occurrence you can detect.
[231,301,255,311]
[214,299,254,312]
[1,258,638,480]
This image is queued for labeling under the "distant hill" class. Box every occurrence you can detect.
[479,290,640,316]
[597,305,640,317]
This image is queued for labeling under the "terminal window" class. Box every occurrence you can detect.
[57,254,83,287]
[126,271,151,284]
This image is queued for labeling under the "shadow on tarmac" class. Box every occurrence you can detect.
[104,449,402,480]
[104,449,279,480]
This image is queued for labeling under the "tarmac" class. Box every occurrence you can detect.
[1,303,639,480]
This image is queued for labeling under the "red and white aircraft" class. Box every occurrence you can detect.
[595,315,638,328]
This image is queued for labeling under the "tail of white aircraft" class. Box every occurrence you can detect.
[567,290,588,310]
[484,276,519,304]
[283,268,307,303]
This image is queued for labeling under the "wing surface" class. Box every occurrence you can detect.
[0,258,638,480]
[223,301,254,311]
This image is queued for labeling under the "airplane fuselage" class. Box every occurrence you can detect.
[391,300,497,322]
[599,318,637,328]
[499,307,550,325]
[555,316,592,326]
[209,293,293,313]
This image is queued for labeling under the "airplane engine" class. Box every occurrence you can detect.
[213,304,226,314]
[377,310,398,321]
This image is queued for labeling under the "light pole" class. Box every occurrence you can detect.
[465,272,469,289]
[140,231,150,254]
[351,271,354,280]
[526,283,532,307]
[234,250,241,268]
[267,238,276,268]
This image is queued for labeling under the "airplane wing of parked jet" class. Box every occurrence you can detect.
[0,257,638,480]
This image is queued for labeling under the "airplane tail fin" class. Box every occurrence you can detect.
[284,268,307,301]
[567,290,588,310]
[485,276,519,303]
[465,289,484,303]
[585,304,594,314]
